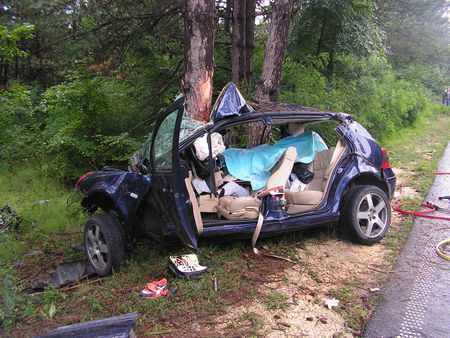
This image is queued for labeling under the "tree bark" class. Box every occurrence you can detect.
[182,0,215,122]
[244,0,255,87]
[254,0,294,102]
[249,0,293,148]
[231,0,255,89]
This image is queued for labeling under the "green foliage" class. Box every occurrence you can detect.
[280,54,429,142]
[0,272,26,329]
[40,69,144,180]
[0,83,44,161]
[0,24,34,61]
[289,0,383,63]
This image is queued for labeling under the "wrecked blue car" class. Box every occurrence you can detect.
[77,83,396,276]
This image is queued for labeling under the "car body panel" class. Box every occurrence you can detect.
[148,102,198,251]
[78,169,151,228]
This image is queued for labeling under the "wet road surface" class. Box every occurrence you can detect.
[364,142,450,338]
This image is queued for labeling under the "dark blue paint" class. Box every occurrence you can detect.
[78,169,151,228]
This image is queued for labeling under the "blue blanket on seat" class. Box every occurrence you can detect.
[222,131,328,190]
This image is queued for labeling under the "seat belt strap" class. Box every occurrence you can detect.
[251,211,264,254]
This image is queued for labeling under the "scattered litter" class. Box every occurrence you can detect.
[191,322,201,332]
[51,260,95,288]
[278,322,291,328]
[318,317,328,324]
[322,297,339,309]
[140,278,168,299]
[214,277,218,292]
[168,254,207,280]
[30,260,96,290]
[39,199,51,205]
[0,205,22,233]
[370,288,381,292]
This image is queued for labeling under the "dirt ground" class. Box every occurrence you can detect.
[210,169,417,337]
[6,169,418,337]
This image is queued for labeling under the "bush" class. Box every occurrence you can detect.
[40,74,143,181]
[0,83,44,162]
[279,55,429,141]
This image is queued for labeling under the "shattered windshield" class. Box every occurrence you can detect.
[145,103,205,170]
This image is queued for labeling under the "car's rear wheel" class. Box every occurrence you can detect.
[84,213,125,276]
[341,185,391,245]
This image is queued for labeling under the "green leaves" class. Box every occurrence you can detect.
[0,24,34,61]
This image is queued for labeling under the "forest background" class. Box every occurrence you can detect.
[1,0,449,182]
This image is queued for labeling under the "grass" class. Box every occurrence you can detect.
[0,110,449,336]
[265,292,290,310]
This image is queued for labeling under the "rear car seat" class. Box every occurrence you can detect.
[285,139,346,213]
[216,146,298,219]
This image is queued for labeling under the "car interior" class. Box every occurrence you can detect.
[178,119,347,233]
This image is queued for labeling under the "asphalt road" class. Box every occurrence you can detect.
[363,142,450,338]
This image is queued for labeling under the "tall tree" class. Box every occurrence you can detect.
[288,0,383,72]
[182,0,215,122]
[231,0,256,89]
[374,0,450,70]
[254,0,294,102]
[247,0,293,148]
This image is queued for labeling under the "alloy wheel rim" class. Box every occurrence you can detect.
[86,224,108,270]
[356,193,387,238]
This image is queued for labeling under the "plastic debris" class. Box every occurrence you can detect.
[322,297,339,309]
[0,205,22,233]
[168,254,207,280]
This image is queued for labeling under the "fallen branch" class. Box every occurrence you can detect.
[60,277,107,292]
[367,266,393,274]
[265,254,296,263]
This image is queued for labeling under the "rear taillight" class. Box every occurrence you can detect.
[381,149,390,169]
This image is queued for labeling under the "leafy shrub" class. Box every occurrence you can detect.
[40,73,143,181]
[0,83,44,162]
[279,55,429,141]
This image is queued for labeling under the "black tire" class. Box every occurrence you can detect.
[84,213,126,276]
[341,185,391,245]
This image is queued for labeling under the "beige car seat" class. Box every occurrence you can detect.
[216,146,298,219]
[285,139,346,213]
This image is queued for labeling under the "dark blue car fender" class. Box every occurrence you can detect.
[77,169,151,228]
[328,154,387,214]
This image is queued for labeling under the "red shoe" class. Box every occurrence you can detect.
[139,278,168,299]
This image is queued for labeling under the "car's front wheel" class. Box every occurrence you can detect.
[84,213,126,276]
[341,185,391,245]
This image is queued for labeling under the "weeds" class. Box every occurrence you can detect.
[265,293,290,311]
[307,269,321,283]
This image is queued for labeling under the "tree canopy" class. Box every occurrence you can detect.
[0,0,448,180]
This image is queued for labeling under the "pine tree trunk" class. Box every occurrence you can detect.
[254,0,293,102]
[232,0,255,90]
[244,0,255,88]
[182,0,215,122]
[249,0,293,148]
